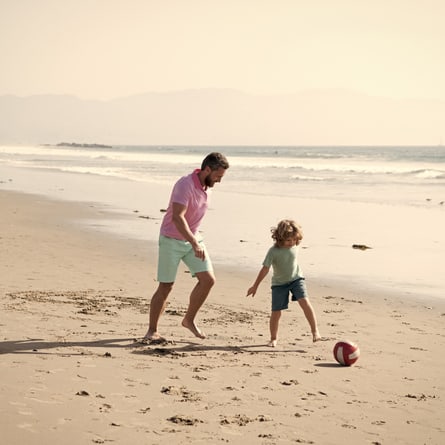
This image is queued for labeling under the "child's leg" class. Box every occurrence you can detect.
[298,298,321,342]
[268,310,281,347]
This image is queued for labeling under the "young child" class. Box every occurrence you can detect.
[246,219,321,347]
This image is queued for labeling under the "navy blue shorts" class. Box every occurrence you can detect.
[271,278,307,311]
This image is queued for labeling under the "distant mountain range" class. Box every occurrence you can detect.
[1,89,444,145]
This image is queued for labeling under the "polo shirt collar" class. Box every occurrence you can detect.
[192,169,207,191]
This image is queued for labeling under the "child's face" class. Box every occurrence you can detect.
[281,237,297,248]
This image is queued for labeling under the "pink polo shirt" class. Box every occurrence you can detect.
[160,169,209,240]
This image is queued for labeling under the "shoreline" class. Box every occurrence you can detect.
[1,190,445,444]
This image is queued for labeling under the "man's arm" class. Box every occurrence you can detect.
[171,202,205,260]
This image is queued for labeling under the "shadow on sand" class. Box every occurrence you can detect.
[0,337,310,356]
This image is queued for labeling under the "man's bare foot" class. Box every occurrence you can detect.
[312,331,322,342]
[267,339,277,347]
[143,330,166,342]
[181,319,206,339]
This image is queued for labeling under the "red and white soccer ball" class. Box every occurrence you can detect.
[333,340,360,366]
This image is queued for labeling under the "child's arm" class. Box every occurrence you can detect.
[246,266,270,297]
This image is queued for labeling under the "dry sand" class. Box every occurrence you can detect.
[1,190,444,445]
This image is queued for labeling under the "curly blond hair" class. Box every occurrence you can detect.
[271,219,303,247]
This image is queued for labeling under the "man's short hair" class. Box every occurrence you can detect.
[201,152,229,171]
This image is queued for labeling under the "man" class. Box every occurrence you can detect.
[144,152,229,341]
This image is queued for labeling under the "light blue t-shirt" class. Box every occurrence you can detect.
[263,245,304,286]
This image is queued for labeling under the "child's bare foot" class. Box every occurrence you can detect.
[181,319,206,339]
[312,331,322,342]
[267,339,277,347]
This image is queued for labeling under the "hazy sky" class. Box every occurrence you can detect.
[1,0,444,101]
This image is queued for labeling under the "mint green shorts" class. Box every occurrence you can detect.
[157,235,213,283]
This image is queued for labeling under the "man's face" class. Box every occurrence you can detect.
[204,167,226,188]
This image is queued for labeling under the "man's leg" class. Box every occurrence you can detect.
[144,282,174,340]
[181,271,215,339]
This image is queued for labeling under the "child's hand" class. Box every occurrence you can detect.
[246,286,256,297]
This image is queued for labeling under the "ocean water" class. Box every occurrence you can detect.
[1,144,444,301]
[1,144,444,204]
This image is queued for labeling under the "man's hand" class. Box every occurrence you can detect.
[193,243,205,260]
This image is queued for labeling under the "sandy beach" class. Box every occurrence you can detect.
[1,189,444,445]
